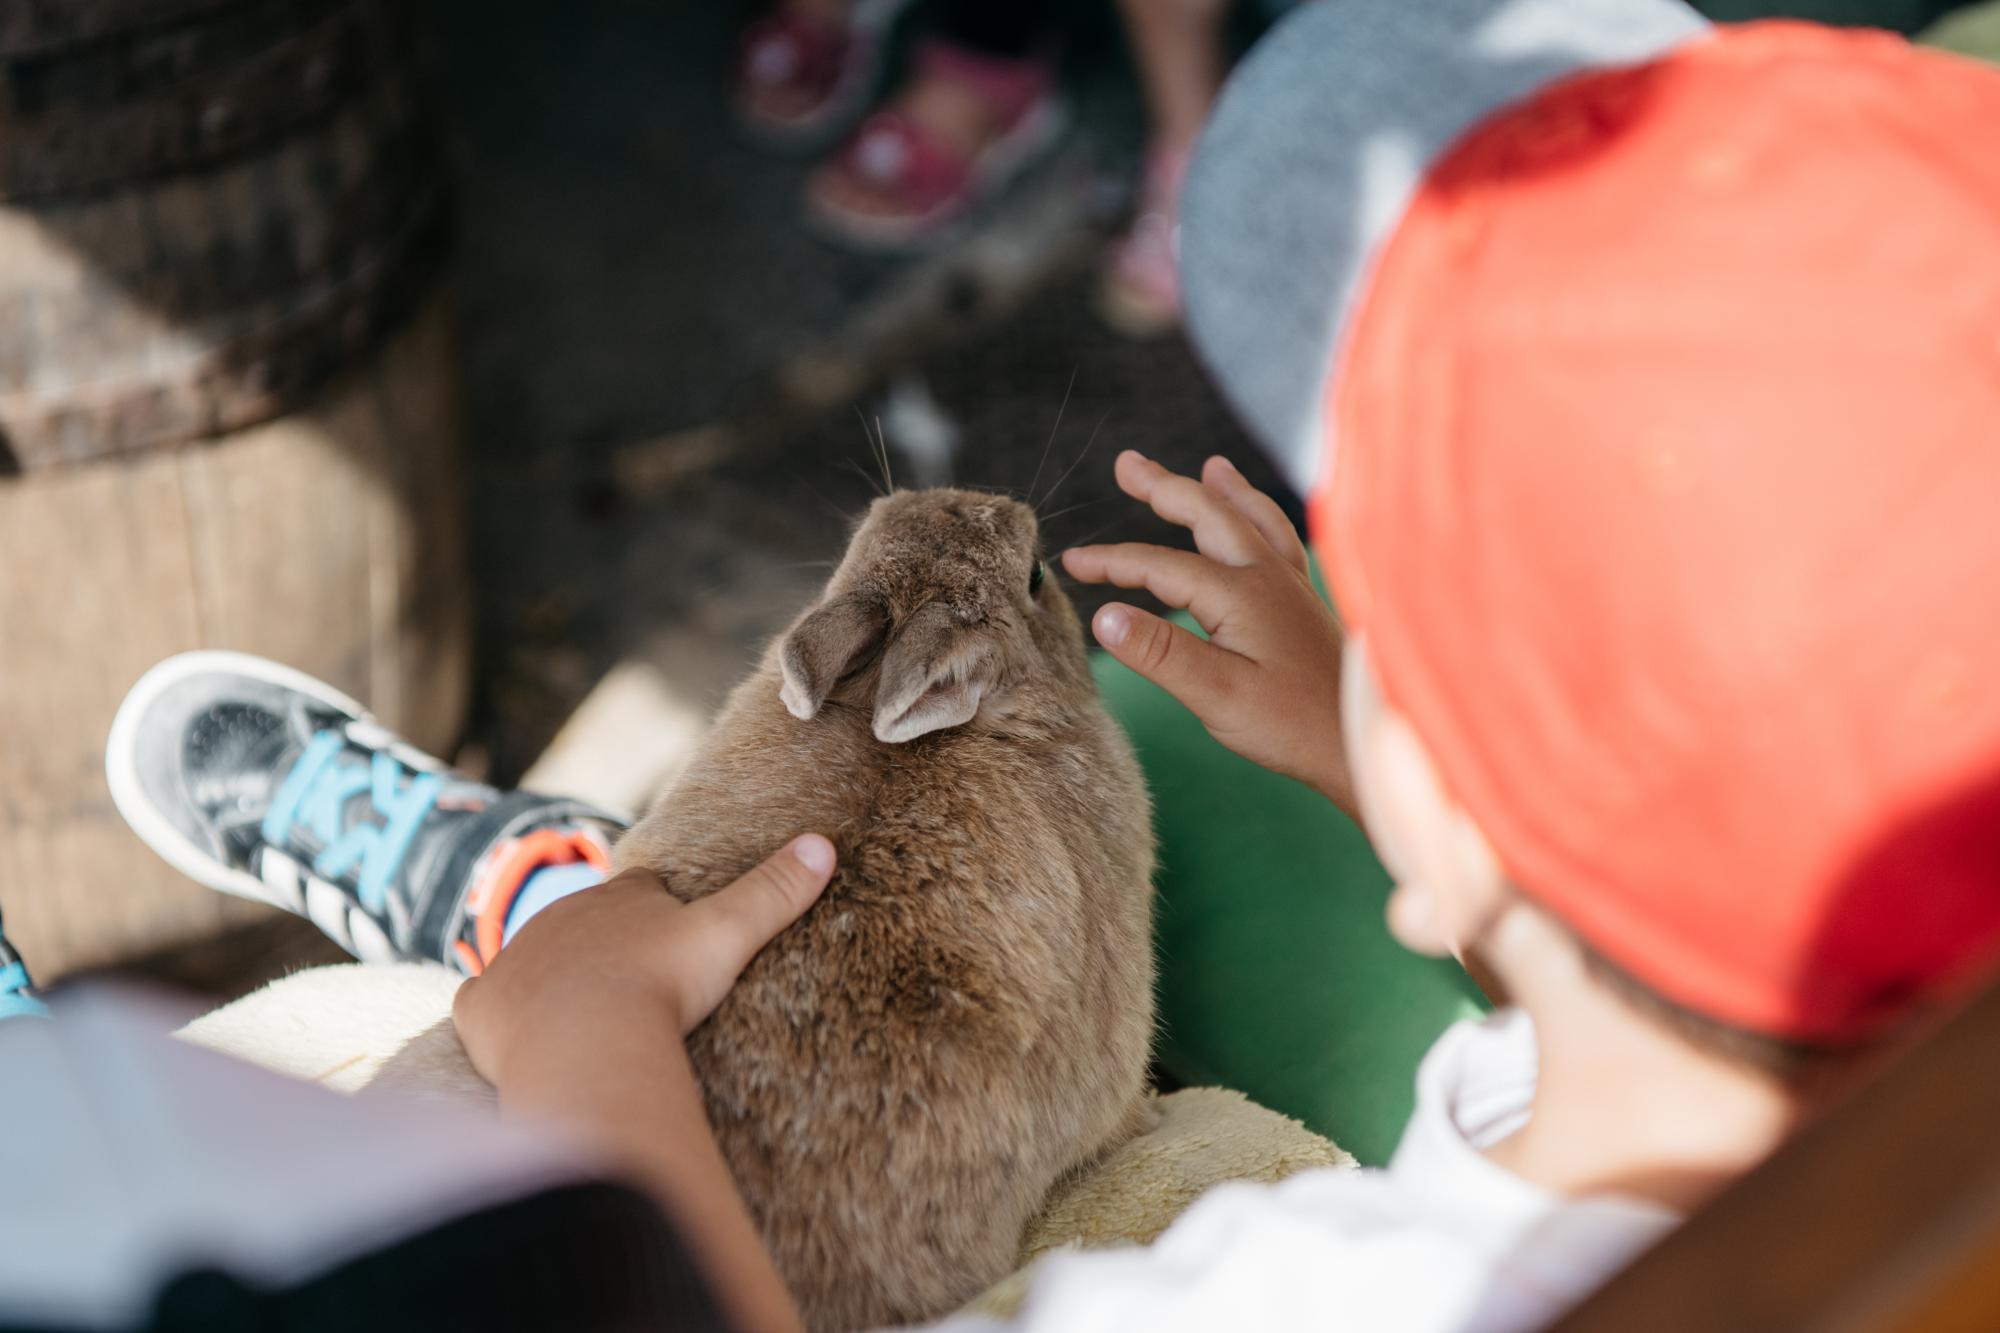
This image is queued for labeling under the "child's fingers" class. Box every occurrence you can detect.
[678,835,837,1028]
[1201,456,1310,575]
[1091,603,1244,715]
[1062,543,1238,634]
[1114,451,1265,567]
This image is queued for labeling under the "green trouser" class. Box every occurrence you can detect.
[1094,648,1486,1167]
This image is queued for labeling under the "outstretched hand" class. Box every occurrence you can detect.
[1064,451,1353,815]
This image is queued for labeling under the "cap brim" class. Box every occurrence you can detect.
[1182,0,1708,495]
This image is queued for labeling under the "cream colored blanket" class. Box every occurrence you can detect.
[181,963,1353,1317]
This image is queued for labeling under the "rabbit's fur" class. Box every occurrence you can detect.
[183,489,1155,1330]
[614,488,1156,1330]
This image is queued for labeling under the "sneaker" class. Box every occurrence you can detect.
[0,907,47,1020]
[106,652,622,976]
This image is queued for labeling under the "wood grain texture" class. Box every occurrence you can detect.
[0,0,413,200]
[0,0,251,59]
[0,294,467,982]
[0,0,444,469]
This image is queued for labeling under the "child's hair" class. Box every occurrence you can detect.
[1576,939,1874,1092]
[1471,904,1867,1089]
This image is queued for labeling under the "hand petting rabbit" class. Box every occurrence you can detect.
[610,488,1157,1331]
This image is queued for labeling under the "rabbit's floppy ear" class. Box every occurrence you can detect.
[873,601,998,744]
[780,591,888,721]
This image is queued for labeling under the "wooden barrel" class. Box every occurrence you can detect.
[0,0,415,200]
[0,0,445,469]
[0,0,468,982]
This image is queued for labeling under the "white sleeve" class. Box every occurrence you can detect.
[0,988,592,1329]
[928,1173,1507,1333]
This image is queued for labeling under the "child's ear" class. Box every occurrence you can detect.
[873,602,998,744]
[780,592,888,721]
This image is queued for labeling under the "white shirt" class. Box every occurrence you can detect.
[941,1011,1679,1333]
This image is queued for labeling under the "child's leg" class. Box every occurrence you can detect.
[1097,0,1228,333]
[107,652,624,978]
[1118,0,1229,154]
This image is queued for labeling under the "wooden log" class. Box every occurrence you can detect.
[0,292,469,982]
[0,0,444,470]
[0,0,253,59]
[0,0,413,200]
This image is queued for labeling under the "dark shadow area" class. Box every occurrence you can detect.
[423,0,1289,778]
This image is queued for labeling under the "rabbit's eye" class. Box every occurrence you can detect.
[1028,561,1046,596]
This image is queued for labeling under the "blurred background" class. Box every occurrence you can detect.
[4,0,1988,1002]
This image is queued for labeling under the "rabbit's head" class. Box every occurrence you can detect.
[779,489,1095,743]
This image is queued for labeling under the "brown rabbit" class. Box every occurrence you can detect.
[614,487,1156,1331]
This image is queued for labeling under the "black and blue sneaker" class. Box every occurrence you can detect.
[107,652,622,976]
[0,906,48,1020]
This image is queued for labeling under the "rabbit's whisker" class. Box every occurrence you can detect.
[1029,367,1078,509]
[1039,412,1110,516]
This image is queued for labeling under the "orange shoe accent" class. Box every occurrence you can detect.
[470,827,614,965]
[453,940,484,977]
[574,828,613,873]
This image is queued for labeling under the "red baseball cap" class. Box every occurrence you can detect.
[1317,23,2000,1040]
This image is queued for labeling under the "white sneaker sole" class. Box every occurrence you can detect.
[104,651,376,912]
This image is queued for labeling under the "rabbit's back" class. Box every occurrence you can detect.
[617,663,1154,1330]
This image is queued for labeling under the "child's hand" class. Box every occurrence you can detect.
[1064,451,1353,814]
[453,839,836,1333]
[454,836,837,1090]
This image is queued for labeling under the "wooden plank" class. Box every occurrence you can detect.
[359,292,468,750]
[0,297,468,982]
[1553,974,2000,1333]
[175,293,466,754]
[0,444,246,976]
[177,327,383,702]
[0,0,252,59]
[0,35,439,470]
[0,1,411,202]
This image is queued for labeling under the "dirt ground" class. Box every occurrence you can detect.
[432,0,1291,783]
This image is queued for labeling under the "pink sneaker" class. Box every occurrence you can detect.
[1098,145,1191,336]
[806,38,1068,252]
[734,0,913,149]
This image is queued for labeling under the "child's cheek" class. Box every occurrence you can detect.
[1385,877,1457,958]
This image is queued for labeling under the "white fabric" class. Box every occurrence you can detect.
[0,987,588,1328]
[938,1011,1679,1333]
